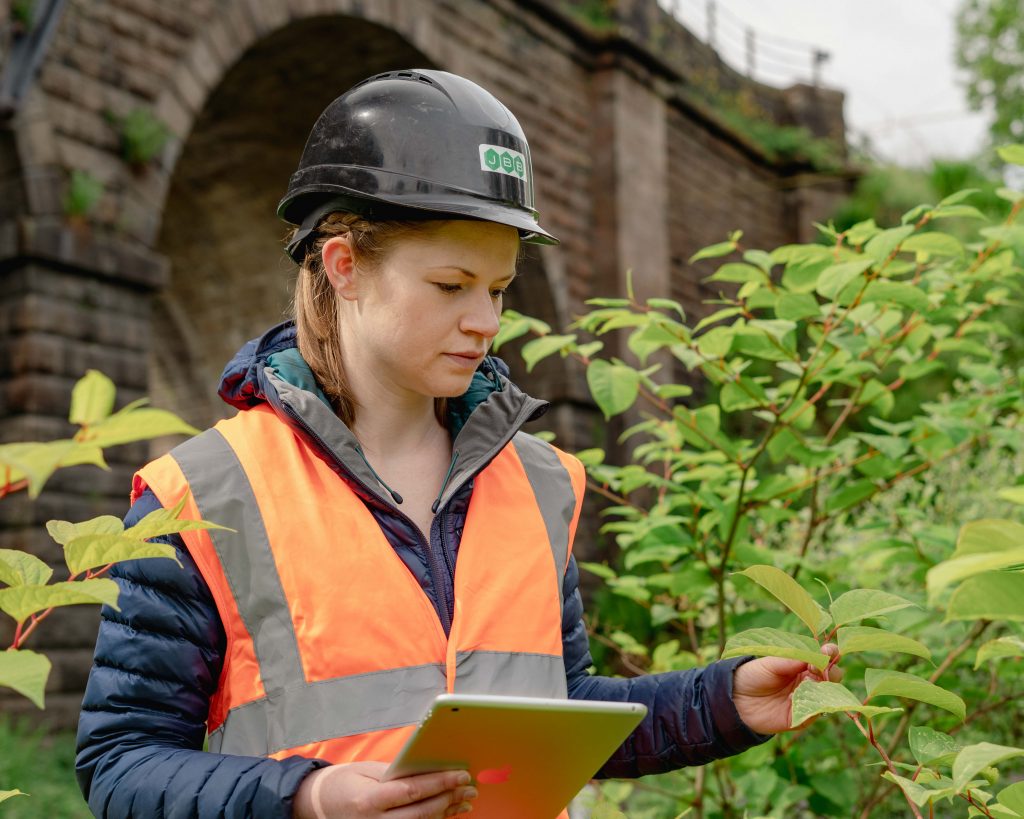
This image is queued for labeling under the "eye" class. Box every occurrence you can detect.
[490,288,507,299]
[435,283,462,294]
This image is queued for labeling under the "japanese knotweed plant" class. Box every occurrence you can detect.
[499,145,1024,817]
[0,371,221,806]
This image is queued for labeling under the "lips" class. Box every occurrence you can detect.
[444,352,485,368]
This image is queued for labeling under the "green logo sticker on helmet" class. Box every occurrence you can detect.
[479,144,526,180]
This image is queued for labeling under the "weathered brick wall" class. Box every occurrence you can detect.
[0,0,852,723]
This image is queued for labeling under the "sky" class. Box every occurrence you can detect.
[662,0,993,167]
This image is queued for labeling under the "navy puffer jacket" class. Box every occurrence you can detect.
[75,322,767,818]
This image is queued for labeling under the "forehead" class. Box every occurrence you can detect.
[389,220,520,273]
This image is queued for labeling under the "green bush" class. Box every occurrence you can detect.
[501,145,1024,817]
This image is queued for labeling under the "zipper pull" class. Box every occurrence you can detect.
[431,451,460,514]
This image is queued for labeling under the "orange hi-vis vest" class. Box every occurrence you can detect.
[134,404,586,766]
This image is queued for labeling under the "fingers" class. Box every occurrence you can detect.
[374,770,473,812]
[387,785,478,819]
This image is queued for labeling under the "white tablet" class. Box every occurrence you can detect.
[382,694,647,818]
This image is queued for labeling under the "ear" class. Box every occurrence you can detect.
[321,235,359,301]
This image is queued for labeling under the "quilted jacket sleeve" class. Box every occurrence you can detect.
[561,555,770,778]
[75,489,326,819]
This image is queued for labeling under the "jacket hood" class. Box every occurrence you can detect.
[217,320,546,440]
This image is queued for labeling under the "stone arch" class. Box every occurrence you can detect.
[150,14,437,428]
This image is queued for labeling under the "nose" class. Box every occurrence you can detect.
[460,290,501,340]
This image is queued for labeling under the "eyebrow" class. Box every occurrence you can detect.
[428,266,517,281]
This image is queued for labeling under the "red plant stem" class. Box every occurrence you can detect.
[849,714,924,819]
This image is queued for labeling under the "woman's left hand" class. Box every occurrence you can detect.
[731,644,842,735]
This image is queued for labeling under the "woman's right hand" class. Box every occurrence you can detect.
[293,762,477,818]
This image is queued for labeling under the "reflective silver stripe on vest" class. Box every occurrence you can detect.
[208,663,447,756]
[454,651,567,699]
[174,426,579,756]
[511,433,578,606]
[172,430,305,693]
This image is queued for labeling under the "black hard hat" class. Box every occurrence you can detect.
[279,69,558,263]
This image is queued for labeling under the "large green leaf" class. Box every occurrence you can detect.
[64,534,182,575]
[587,360,640,420]
[0,578,120,623]
[0,649,51,709]
[864,225,915,263]
[707,262,764,283]
[46,515,124,546]
[901,233,965,259]
[69,369,117,426]
[722,627,829,670]
[947,572,1024,621]
[927,549,1024,599]
[790,680,901,727]
[836,626,931,661]
[689,239,737,263]
[830,589,917,627]
[997,145,1024,166]
[0,549,53,588]
[953,743,1024,793]
[998,781,1024,815]
[0,440,107,498]
[733,565,830,636]
[955,519,1024,557]
[974,636,1024,669]
[909,726,963,767]
[775,292,820,321]
[491,316,531,352]
[520,334,576,372]
[880,771,954,807]
[80,408,199,449]
[815,259,873,300]
[825,480,877,514]
[864,669,965,721]
[860,281,929,312]
[720,378,768,412]
[124,495,231,542]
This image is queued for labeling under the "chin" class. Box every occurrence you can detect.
[425,375,477,399]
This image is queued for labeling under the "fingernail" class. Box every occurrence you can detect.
[458,804,473,815]
[463,787,479,800]
[456,771,471,786]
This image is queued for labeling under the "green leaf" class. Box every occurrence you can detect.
[975,637,1024,669]
[0,649,51,709]
[722,627,829,670]
[836,626,931,661]
[830,589,917,627]
[947,572,1024,621]
[927,549,1024,599]
[864,669,966,721]
[720,378,768,412]
[815,259,873,300]
[825,480,877,514]
[790,680,901,727]
[881,771,954,807]
[520,334,576,372]
[953,743,1024,793]
[587,360,641,420]
[707,263,764,283]
[696,325,735,358]
[955,519,1024,557]
[579,561,616,580]
[997,187,1024,203]
[64,534,183,575]
[645,297,686,319]
[0,791,27,803]
[931,204,987,220]
[845,218,881,246]
[854,433,910,460]
[775,292,820,321]
[864,225,915,263]
[491,316,532,352]
[0,440,107,499]
[46,515,124,546]
[69,369,117,425]
[860,281,929,312]
[733,565,830,636]
[689,239,737,263]
[0,578,120,622]
[998,487,1024,505]
[81,408,199,449]
[998,781,1024,815]
[124,497,232,542]
[997,145,1024,166]
[909,726,963,767]
[0,549,53,588]
[902,233,965,259]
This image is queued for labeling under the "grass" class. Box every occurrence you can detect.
[0,717,89,817]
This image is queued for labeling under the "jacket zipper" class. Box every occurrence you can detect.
[280,402,455,635]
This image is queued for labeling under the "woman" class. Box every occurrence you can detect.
[76,69,837,819]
